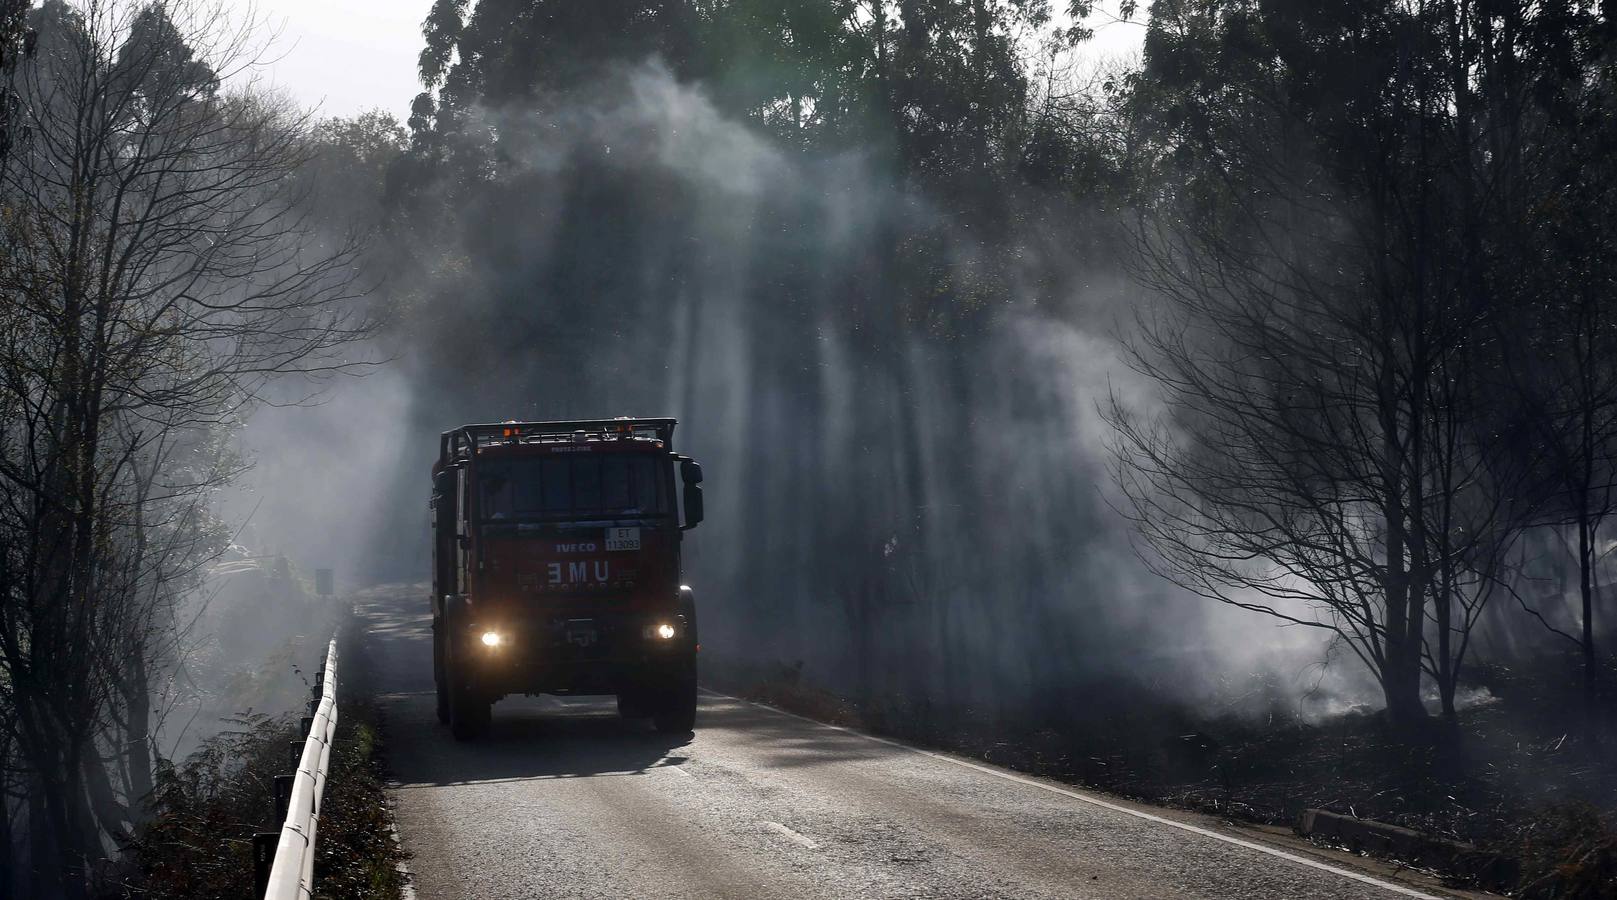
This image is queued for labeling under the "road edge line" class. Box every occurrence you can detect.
[385,800,419,900]
[700,689,1446,900]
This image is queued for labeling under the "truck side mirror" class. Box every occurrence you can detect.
[678,458,704,529]
[682,483,704,530]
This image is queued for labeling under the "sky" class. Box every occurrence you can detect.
[245,0,434,121]
[243,1,1146,124]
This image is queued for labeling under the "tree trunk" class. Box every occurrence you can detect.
[120,653,154,821]
[32,755,90,900]
[1580,512,1597,707]
[1380,536,1427,727]
[1380,495,1427,727]
[62,756,91,900]
[80,750,128,848]
[28,774,51,900]
[1379,364,1427,729]
[1437,579,1456,719]
[0,779,13,900]
[970,0,991,168]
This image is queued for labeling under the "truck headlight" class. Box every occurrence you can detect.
[480,631,503,647]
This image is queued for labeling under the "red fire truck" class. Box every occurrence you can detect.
[429,418,704,740]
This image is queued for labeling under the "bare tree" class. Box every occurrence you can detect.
[0,1,373,894]
[1498,83,1617,706]
[1109,0,1569,732]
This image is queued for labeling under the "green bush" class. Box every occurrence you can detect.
[123,702,407,899]
[126,714,290,899]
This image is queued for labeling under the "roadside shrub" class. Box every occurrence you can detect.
[1512,803,1617,900]
[125,714,290,899]
[123,690,407,898]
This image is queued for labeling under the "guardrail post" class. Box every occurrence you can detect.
[252,831,278,897]
[272,774,295,824]
[289,741,303,768]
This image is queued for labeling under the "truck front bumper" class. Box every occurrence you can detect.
[453,611,694,698]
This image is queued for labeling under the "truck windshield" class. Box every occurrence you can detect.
[478,455,669,520]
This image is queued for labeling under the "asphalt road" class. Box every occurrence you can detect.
[358,587,1478,900]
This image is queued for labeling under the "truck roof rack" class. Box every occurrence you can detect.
[439,417,677,465]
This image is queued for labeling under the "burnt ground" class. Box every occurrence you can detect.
[708,651,1617,898]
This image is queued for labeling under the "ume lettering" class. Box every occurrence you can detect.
[547,561,611,584]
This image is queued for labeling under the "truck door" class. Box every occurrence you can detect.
[432,470,457,602]
[457,467,469,595]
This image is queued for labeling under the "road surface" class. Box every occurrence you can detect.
[357,587,1477,900]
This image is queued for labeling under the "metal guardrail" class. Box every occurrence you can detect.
[253,639,340,899]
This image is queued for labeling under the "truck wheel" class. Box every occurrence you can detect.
[433,627,450,725]
[653,667,698,734]
[679,586,699,645]
[449,678,490,740]
[445,639,491,740]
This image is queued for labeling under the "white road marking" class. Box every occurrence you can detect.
[763,821,820,850]
[387,813,419,900]
[703,691,1444,900]
[665,764,693,777]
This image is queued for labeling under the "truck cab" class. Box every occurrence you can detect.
[429,418,704,740]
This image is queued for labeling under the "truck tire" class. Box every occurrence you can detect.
[679,585,699,645]
[445,635,491,740]
[433,624,449,725]
[651,587,699,733]
[449,684,490,740]
[653,665,697,734]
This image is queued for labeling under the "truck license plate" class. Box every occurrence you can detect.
[605,527,640,551]
[565,624,597,648]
